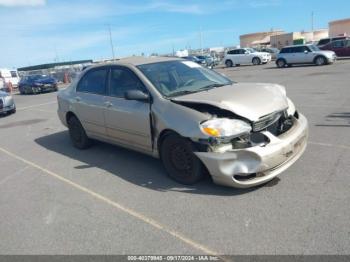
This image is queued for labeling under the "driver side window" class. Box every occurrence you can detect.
[109,67,146,98]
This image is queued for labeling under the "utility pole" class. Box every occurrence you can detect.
[199,27,203,54]
[108,24,115,60]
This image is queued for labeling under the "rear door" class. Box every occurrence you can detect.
[345,40,350,56]
[332,40,346,56]
[74,67,108,137]
[104,66,152,152]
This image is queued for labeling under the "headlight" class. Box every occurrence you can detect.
[200,118,251,138]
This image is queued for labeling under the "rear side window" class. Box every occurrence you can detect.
[109,67,145,98]
[332,41,345,48]
[318,39,330,45]
[280,48,290,54]
[10,71,18,77]
[227,50,235,55]
[77,68,107,95]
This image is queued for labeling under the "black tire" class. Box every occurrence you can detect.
[160,134,205,185]
[252,57,261,65]
[10,107,16,114]
[67,115,91,149]
[314,56,327,66]
[276,59,287,68]
[225,60,233,67]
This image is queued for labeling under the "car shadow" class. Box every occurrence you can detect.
[34,131,268,196]
[264,64,317,70]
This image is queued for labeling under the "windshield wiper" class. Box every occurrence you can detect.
[198,83,226,91]
[168,90,196,97]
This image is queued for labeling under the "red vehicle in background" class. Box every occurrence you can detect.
[320,39,350,57]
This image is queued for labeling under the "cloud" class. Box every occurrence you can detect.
[0,0,46,7]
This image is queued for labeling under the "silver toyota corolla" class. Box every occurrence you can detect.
[57,57,308,188]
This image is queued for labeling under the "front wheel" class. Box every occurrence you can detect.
[276,59,286,68]
[252,57,261,65]
[160,134,205,185]
[315,56,327,66]
[67,115,92,149]
[225,60,233,67]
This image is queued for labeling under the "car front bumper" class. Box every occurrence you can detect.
[0,101,15,113]
[195,114,308,188]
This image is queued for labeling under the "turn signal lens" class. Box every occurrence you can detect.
[202,127,220,137]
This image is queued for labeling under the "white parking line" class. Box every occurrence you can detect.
[0,146,224,259]
[309,141,350,150]
[17,101,56,110]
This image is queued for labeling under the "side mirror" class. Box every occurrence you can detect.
[124,90,149,102]
[304,50,309,54]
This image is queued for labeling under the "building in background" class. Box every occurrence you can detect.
[270,29,328,49]
[240,30,285,47]
[329,18,350,37]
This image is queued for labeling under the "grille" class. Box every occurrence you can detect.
[252,111,283,132]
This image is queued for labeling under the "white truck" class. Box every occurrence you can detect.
[0,69,20,88]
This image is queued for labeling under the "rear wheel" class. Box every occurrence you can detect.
[225,60,233,67]
[252,57,261,65]
[315,56,326,66]
[160,134,205,185]
[67,115,91,149]
[276,59,287,68]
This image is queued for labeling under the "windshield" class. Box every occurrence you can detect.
[308,45,320,51]
[246,48,256,53]
[137,60,233,97]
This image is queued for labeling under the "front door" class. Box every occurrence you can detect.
[104,66,152,152]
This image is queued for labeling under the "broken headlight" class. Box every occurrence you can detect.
[200,118,251,138]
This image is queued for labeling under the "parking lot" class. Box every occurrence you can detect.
[0,60,349,255]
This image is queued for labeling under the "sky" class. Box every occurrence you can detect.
[0,0,349,68]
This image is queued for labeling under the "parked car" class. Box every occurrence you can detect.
[317,36,348,47]
[276,44,336,68]
[320,39,350,57]
[195,55,215,68]
[57,57,308,188]
[0,90,16,115]
[18,74,58,94]
[183,56,207,66]
[256,47,280,60]
[224,48,271,67]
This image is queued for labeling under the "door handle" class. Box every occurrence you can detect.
[104,101,113,108]
[75,96,81,102]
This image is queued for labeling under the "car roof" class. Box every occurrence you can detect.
[282,44,314,48]
[92,56,182,68]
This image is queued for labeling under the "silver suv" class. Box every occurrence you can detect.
[276,44,336,68]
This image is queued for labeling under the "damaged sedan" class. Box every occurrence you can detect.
[57,57,308,188]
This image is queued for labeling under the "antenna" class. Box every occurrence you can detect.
[108,24,115,60]
[311,11,314,32]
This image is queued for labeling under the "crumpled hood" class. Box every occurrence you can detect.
[172,83,289,121]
